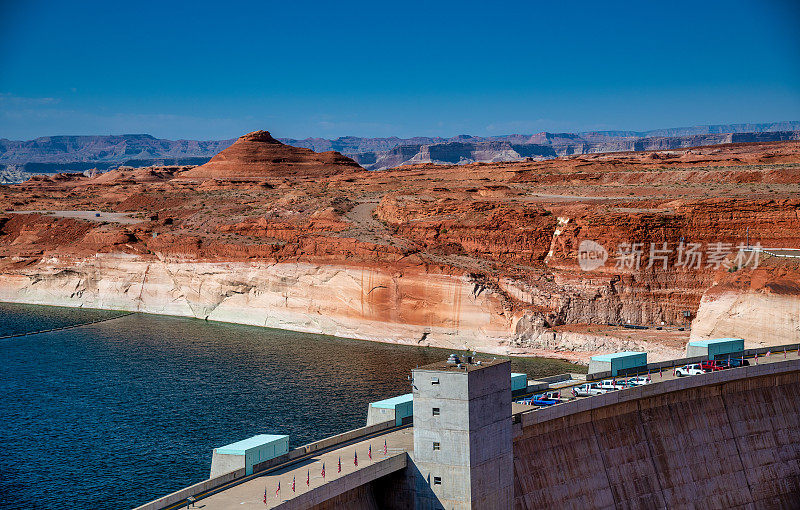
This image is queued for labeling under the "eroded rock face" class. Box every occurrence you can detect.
[2,135,800,362]
[690,260,800,346]
[178,130,362,180]
[0,256,517,354]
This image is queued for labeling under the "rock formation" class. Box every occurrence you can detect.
[1,136,799,363]
[2,122,799,180]
[173,130,362,180]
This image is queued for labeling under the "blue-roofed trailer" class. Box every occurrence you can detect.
[588,351,647,377]
[687,338,745,360]
[366,393,414,426]
[210,434,289,477]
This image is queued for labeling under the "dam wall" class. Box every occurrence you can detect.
[513,360,800,509]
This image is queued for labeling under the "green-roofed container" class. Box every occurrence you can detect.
[511,373,528,394]
[210,434,289,477]
[366,393,413,426]
[687,338,745,360]
[588,351,647,376]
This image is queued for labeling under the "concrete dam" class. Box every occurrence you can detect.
[138,355,800,509]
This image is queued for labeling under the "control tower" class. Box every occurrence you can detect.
[411,355,512,509]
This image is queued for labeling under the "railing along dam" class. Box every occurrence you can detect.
[512,359,800,509]
[139,357,800,510]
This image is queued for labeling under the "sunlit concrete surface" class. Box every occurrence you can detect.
[198,427,413,509]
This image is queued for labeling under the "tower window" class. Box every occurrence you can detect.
[432,407,440,416]
[433,477,442,485]
[433,442,440,451]
[431,377,439,385]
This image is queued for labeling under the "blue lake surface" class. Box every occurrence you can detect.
[0,302,583,509]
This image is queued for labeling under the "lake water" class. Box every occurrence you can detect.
[0,302,583,509]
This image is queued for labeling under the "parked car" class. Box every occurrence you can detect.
[598,380,625,391]
[675,364,704,377]
[716,358,750,369]
[699,360,724,372]
[532,394,558,406]
[572,382,607,397]
[625,376,652,386]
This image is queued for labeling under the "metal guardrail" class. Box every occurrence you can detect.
[586,342,800,381]
[744,247,800,259]
[137,421,410,510]
[513,346,800,417]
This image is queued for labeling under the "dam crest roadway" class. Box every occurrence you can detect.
[136,349,800,510]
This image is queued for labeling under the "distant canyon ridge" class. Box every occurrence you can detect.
[1,127,799,364]
[2,121,799,182]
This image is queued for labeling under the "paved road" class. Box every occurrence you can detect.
[513,348,800,411]
[7,210,143,224]
[162,348,800,509]
[184,427,413,510]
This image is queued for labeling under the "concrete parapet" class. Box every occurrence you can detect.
[134,420,396,510]
[513,358,800,509]
[131,468,246,510]
[273,454,407,510]
[587,342,800,380]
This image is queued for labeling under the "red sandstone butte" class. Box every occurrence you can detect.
[179,130,362,180]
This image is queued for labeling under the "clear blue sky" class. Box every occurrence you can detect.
[1,0,798,140]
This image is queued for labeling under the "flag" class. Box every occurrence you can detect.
[338,456,341,473]
[264,487,267,505]
[368,444,372,460]
[306,469,310,486]
[276,481,280,497]
[354,450,358,466]
[321,463,325,479]
[292,475,295,493]
[384,439,387,455]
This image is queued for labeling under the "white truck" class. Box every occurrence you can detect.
[625,376,652,386]
[675,364,704,377]
[572,382,607,397]
[598,380,625,391]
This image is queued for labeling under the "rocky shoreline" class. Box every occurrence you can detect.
[0,254,697,365]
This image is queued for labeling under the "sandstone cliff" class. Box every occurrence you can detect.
[2,137,799,363]
[690,257,800,347]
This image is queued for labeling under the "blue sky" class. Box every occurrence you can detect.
[1,0,799,140]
